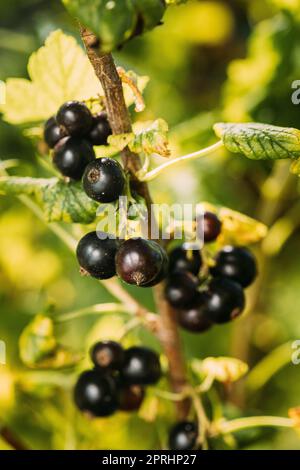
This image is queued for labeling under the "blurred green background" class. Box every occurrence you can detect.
[1,0,300,450]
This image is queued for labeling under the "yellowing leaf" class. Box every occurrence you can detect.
[19,315,57,367]
[201,357,249,383]
[1,30,149,125]
[19,315,81,369]
[108,133,135,152]
[1,30,102,124]
[288,407,300,429]
[219,207,267,245]
[131,119,170,157]
[0,368,15,413]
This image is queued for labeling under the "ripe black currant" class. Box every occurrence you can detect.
[210,245,257,288]
[168,421,198,450]
[88,112,112,146]
[177,295,213,333]
[90,340,124,370]
[82,158,126,203]
[119,385,145,412]
[203,277,245,324]
[116,238,167,287]
[53,137,95,180]
[164,272,199,308]
[196,211,222,243]
[74,369,119,417]
[120,346,162,385]
[44,116,65,148]
[76,231,119,279]
[168,245,202,275]
[56,101,93,137]
[141,244,168,287]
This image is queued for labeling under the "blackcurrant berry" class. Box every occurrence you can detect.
[56,101,93,137]
[203,277,245,324]
[168,421,198,450]
[44,116,65,148]
[74,369,119,417]
[164,272,199,308]
[177,295,213,333]
[116,238,167,287]
[210,245,257,288]
[120,346,162,385]
[76,231,119,279]
[142,244,168,287]
[53,137,95,180]
[82,158,126,203]
[88,113,112,146]
[119,385,145,412]
[90,340,124,370]
[196,211,222,243]
[168,245,202,275]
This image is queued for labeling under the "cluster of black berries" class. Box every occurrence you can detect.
[74,341,161,417]
[165,211,257,331]
[76,233,168,286]
[44,101,126,203]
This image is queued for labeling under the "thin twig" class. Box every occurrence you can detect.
[139,141,223,182]
[216,416,294,435]
[53,303,130,323]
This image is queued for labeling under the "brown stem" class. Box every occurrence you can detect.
[1,426,28,450]
[80,26,190,419]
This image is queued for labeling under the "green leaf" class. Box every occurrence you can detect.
[0,176,98,224]
[214,122,300,160]
[62,0,166,52]
[130,119,170,157]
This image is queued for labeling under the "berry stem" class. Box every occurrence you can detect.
[139,141,224,182]
[53,303,131,323]
[189,387,210,450]
[0,426,28,451]
[80,27,190,419]
[216,416,294,435]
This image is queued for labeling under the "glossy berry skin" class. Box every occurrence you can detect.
[120,347,162,386]
[44,116,65,148]
[177,295,212,333]
[168,421,198,450]
[90,341,124,370]
[88,113,112,146]
[74,369,119,417]
[203,277,245,324]
[82,158,126,203]
[76,231,119,279]
[142,244,168,287]
[196,211,222,243]
[119,385,145,412]
[56,101,93,137]
[164,272,199,308]
[116,238,167,287]
[210,245,257,288]
[168,245,202,276]
[53,137,95,180]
